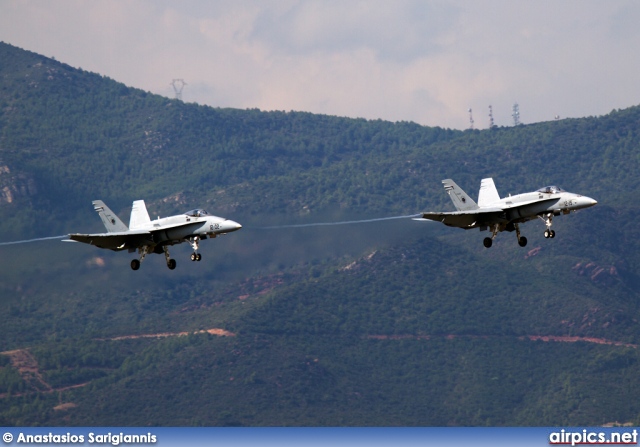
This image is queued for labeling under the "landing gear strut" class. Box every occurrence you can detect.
[483,223,527,247]
[187,237,202,262]
[515,223,527,247]
[131,246,150,270]
[539,213,556,239]
[483,224,500,248]
[164,246,176,270]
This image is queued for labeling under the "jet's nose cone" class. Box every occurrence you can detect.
[225,219,242,232]
[578,196,597,209]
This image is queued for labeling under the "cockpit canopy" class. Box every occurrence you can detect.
[184,209,209,217]
[537,186,565,194]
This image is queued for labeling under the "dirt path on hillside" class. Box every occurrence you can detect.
[101,328,235,341]
[0,328,235,401]
[521,335,636,347]
[0,330,634,403]
[366,334,638,348]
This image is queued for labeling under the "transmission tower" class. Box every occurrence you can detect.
[488,105,495,129]
[512,103,521,126]
[468,108,474,130]
[170,79,187,101]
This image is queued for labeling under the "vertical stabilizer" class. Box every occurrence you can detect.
[92,200,128,233]
[129,200,151,230]
[478,178,501,207]
[442,179,479,211]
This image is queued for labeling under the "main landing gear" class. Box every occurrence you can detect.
[515,223,527,247]
[164,246,177,270]
[483,223,527,248]
[130,246,176,270]
[131,246,149,270]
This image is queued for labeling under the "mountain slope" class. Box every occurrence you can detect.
[1,42,640,426]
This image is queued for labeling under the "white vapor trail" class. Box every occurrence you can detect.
[254,214,422,230]
[0,235,68,246]
[0,214,423,243]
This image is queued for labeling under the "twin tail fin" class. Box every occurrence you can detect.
[92,200,128,233]
[442,179,479,211]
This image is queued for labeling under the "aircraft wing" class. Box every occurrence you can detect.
[68,219,213,251]
[418,208,504,229]
[67,230,151,251]
[418,196,561,229]
[148,220,205,232]
[500,197,558,209]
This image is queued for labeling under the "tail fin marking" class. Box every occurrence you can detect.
[92,200,128,233]
[442,179,479,211]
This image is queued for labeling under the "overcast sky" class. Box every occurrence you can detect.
[2,0,640,129]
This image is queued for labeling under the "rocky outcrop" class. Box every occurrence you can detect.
[0,164,37,205]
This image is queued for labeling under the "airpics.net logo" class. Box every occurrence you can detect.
[549,429,638,446]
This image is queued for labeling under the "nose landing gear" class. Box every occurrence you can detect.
[539,213,556,239]
[187,237,202,262]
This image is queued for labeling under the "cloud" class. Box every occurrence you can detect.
[250,0,458,62]
[1,0,640,129]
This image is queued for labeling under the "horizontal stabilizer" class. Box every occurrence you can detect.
[68,229,151,251]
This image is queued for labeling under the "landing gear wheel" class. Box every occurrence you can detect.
[196,253,202,261]
[191,253,197,262]
[131,259,140,270]
[167,259,177,270]
[544,230,550,239]
[518,236,528,247]
[549,230,555,238]
[483,237,493,248]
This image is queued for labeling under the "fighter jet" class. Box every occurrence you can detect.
[66,200,242,269]
[414,178,597,247]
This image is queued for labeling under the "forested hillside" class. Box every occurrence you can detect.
[1,42,640,426]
